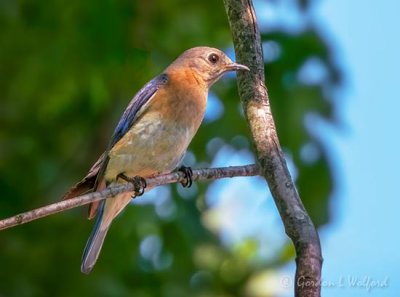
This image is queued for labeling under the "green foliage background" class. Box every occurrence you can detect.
[0,0,341,296]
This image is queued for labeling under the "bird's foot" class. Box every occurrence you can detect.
[116,173,147,197]
[178,166,193,188]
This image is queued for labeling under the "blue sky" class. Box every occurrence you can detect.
[315,0,400,296]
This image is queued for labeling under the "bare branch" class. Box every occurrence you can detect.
[0,164,259,231]
[223,0,323,296]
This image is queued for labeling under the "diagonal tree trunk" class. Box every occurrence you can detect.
[223,0,323,296]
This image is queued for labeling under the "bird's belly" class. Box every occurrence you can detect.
[105,115,193,181]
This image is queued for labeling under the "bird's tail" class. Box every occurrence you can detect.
[81,201,109,274]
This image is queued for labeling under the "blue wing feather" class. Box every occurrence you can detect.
[110,73,168,147]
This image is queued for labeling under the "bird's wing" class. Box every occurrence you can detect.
[63,73,169,208]
[109,73,169,148]
[63,152,106,200]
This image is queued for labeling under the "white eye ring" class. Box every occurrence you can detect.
[208,53,219,64]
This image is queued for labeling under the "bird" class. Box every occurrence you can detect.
[63,46,249,274]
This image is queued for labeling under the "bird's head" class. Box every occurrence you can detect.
[168,46,249,87]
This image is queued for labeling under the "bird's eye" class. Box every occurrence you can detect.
[208,53,219,64]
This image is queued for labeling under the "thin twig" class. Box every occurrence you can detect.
[0,164,260,231]
[223,0,323,296]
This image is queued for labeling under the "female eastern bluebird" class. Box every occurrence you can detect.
[64,46,249,273]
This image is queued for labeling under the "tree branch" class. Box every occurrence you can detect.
[223,0,323,296]
[0,164,259,231]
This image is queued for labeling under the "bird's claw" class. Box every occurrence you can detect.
[178,166,193,188]
[116,173,147,197]
[132,176,147,197]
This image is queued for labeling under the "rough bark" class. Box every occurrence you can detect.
[223,0,323,296]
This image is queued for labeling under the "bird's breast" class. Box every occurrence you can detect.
[105,80,207,181]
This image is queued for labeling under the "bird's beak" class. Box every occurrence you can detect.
[225,62,250,72]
